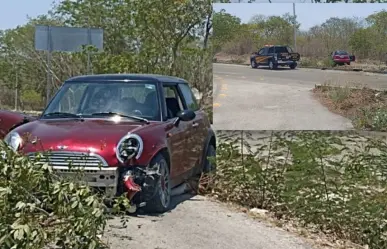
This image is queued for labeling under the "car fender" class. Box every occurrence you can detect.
[138,130,171,167]
[0,111,36,139]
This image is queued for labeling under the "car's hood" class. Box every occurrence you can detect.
[14,118,148,153]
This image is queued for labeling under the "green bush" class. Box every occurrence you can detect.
[20,89,43,111]
[355,107,387,131]
[211,131,387,249]
[0,141,109,249]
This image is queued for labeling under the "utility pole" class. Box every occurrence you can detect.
[15,71,18,111]
[293,3,297,51]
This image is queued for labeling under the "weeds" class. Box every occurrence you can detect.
[209,131,387,249]
[328,86,352,105]
[0,141,130,249]
[313,85,387,131]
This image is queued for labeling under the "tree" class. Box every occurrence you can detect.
[0,0,213,113]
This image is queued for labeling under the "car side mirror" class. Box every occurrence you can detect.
[173,109,196,126]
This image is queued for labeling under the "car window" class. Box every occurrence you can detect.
[178,83,199,111]
[268,47,274,53]
[56,84,88,113]
[258,48,265,55]
[335,50,348,55]
[287,46,293,53]
[274,46,289,53]
[43,82,160,121]
[163,85,184,119]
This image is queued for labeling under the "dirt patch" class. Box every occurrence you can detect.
[313,85,387,131]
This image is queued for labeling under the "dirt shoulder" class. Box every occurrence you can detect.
[312,85,387,131]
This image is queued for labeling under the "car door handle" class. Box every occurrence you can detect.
[192,122,199,128]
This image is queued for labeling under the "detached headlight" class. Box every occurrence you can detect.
[4,131,22,151]
[116,133,143,163]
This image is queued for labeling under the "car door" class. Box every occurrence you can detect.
[162,83,190,179]
[177,83,207,173]
[255,48,266,65]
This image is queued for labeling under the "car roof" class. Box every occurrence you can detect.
[65,73,188,84]
[263,45,288,47]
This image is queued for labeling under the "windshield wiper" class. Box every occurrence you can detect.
[42,112,83,119]
[90,112,149,124]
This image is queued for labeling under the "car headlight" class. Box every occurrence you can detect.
[4,131,22,151]
[116,133,143,163]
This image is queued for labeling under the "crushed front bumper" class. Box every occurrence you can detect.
[53,166,119,198]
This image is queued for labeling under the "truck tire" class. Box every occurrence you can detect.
[269,60,277,70]
[251,59,258,69]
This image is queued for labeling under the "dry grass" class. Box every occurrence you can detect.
[313,84,387,131]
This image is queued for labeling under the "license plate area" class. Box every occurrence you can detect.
[53,166,119,197]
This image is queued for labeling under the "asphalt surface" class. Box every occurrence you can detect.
[104,195,316,249]
[213,63,387,130]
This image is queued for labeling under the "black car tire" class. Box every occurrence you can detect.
[269,60,277,70]
[143,154,171,213]
[347,62,350,66]
[290,63,297,69]
[251,59,258,68]
[203,144,216,173]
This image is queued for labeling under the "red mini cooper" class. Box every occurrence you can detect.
[0,74,216,213]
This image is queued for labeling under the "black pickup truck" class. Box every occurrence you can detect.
[250,45,301,70]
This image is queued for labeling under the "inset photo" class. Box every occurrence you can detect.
[214,130,387,249]
[213,3,387,131]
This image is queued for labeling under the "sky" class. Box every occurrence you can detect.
[0,0,386,31]
[213,3,387,30]
[0,0,57,30]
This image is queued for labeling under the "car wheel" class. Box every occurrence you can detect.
[143,154,171,213]
[347,62,350,65]
[251,60,257,68]
[269,60,277,70]
[289,63,296,69]
[203,144,216,173]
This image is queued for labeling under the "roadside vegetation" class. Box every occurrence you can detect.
[0,0,213,122]
[313,84,387,131]
[203,131,387,249]
[0,141,133,248]
[212,8,387,73]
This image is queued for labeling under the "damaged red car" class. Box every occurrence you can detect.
[0,74,216,213]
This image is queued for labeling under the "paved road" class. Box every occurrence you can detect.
[213,63,387,130]
[104,195,316,249]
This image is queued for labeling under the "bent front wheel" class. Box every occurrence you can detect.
[143,154,171,213]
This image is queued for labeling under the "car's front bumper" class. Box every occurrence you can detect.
[276,60,297,65]
[333,59,350,63]
[53,166,119,198]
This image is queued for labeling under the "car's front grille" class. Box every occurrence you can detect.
[27,151,108,168]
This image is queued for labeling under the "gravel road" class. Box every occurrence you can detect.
[103,194,316,249]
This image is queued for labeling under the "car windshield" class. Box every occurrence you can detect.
[335,50,348,55]
[42,81,160,121]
